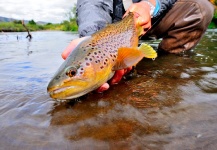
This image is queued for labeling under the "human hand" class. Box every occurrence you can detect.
[61,37,87,60]
[96,67,132,93]
[123,1,152,36]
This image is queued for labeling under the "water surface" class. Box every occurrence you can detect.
[0,31,217,149]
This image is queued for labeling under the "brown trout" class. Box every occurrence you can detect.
[47,13,157,100]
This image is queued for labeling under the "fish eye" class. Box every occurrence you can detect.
[66,67,77,77]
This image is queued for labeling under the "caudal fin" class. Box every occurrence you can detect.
[139,43,157,59]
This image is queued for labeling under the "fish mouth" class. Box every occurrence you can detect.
[47,85,73,97]
[48,86,72,100]
[48,86,90,100]
[47,78,91,100]
[49,86,72,94]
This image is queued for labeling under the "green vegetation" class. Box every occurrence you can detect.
[209,0,217,28]
[0,19,78,32]
[209,8,217,29]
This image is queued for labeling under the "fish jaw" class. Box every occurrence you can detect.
[48,81,91,100]
[47,72,98,100]
[47,67,95,100]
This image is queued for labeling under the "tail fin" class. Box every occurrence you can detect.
[139,43,157,59]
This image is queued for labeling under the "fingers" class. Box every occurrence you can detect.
[61,37,87,60]
[110,67,133,84]
[123,2,152,35]
[96,83,110,93]
[125,66,133,74]
[110,70,125,85]
[96,67,133,93]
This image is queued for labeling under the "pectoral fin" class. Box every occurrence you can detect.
[112,44,157,71]
[112,47,144,71]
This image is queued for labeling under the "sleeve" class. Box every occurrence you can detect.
[76,0,113,37]
[153,0,177,19]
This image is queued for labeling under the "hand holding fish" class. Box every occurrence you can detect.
[123,1,152,36]
[61,38,131,93]
[61,37,86,60]
[48,13,157,100]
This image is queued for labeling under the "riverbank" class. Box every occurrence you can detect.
[0,20,78,32]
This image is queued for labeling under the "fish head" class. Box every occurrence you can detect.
[47,38,114,100]
[47,62,96,100]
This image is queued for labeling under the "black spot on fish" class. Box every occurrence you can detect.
[86,63,90,66]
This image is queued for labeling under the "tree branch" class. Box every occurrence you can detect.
[22,20,32,39]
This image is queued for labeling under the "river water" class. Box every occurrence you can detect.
[0,31,217,150]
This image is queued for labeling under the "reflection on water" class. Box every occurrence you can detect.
[0,31,217,149]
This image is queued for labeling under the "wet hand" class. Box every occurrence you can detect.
[123,1,152,36]
[61,37,86,60]
[96,67,132,93]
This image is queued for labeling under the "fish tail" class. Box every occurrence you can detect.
[139,43,157,59]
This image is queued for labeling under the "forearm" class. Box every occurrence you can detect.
[137,0,177,18]
[153,0,177,18]
[76,0,113,37]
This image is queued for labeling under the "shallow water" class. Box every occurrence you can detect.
[0,30,217,150]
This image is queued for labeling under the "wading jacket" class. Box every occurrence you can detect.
[76,0,177,37]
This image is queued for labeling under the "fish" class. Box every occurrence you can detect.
[47,12,157,100]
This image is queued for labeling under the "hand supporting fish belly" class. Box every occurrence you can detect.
[47,13,157,100]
